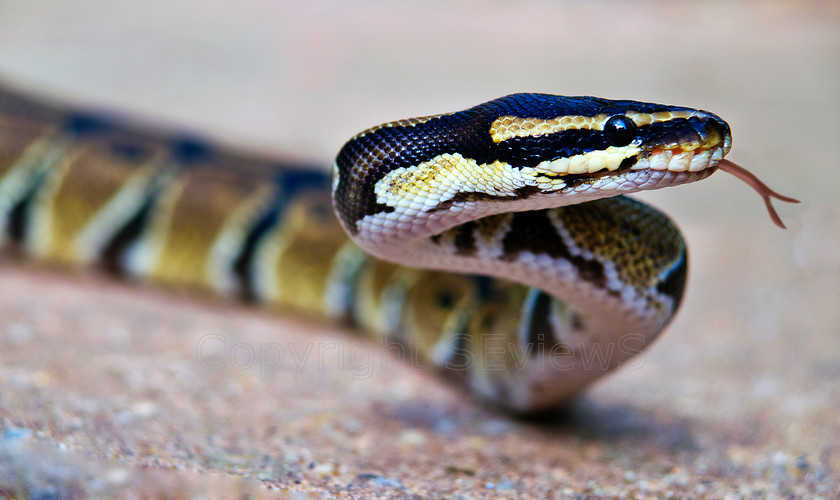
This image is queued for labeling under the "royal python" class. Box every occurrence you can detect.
[0,85,796,412]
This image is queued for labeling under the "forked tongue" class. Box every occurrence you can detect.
[717,159,800,229]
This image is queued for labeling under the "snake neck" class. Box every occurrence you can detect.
[361,194,687,342]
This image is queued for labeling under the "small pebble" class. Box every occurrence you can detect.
[495,478,515,491]
[311,462,334,476]
[398,429,426,446]
[104,468,130,486]
[131,400,157,419]
[373,477,403,489]
[2,426,32,442]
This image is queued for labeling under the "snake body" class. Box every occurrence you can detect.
[1,86,735,411]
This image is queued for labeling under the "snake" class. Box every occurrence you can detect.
[0,85,797,412]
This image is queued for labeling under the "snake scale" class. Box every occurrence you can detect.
[0,85,796,412]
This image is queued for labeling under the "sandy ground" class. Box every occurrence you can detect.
[0,1,838,497]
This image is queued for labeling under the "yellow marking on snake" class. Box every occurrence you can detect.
[375,146,647,213]
[251,193,348,315]
[490,110,696,143]
[130,170,276,295]
[376,153,537,209]
[532,146,642,176]
[27,134,169,263]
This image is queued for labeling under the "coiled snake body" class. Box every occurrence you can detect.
[0,87,795,412]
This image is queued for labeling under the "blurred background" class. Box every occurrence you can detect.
[0,0,838,496]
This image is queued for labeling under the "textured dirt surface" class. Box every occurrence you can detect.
[0,1,838,497]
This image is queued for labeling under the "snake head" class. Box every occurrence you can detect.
[334,93,793,246]
[488,94,795,227]
[490,94,733,193]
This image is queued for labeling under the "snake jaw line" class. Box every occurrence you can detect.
[716,159,801,229]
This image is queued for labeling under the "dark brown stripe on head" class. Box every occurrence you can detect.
[428,185,542,214]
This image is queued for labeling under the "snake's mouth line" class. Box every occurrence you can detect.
[539,143,727,180]
[538,158,636,181]
[541,145,724,183]
[632,146,725,173]
[571,150,800,229]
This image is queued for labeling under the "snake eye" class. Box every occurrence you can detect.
[603,115,637,147]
